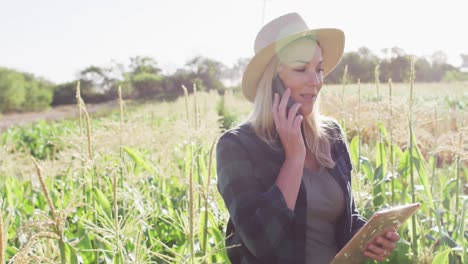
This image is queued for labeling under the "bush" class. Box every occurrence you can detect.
[52,81,77,105]
[1,120,69,160]
[0,68,53,113]
[21,75,54,111]
[132,72,163,98]
[443,70,468,82]
[0,68,26,112]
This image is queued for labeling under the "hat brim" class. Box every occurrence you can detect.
[242,28,345,102]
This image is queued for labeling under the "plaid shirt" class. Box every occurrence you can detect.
[216,120,367,264]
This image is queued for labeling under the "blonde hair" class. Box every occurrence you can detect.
[246,56,336,168]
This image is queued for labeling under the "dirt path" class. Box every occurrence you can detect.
[0,101,118,132]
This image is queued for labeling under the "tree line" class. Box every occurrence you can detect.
[0,47,467,113]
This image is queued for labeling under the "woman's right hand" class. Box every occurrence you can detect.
[272,88,306,161]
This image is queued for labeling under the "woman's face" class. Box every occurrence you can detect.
[276,39,323,116]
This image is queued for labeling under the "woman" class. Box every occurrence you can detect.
[216,13,399,263]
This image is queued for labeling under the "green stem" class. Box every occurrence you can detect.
[379,131,386,203]
[409,57,417,257]
[58,239,66,264]
[389,79,395,205]
[341,65,348,106]
[375,64,380,101]
[189,144,195,264]
[357,79,363,205]
[454,156,460,229]
[202,137,218,256]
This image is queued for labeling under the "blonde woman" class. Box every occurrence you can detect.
[216,13,399,263]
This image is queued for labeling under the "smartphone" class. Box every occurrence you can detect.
[272,75,296,114]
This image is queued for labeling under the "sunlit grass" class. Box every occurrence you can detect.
[0,80,466,263]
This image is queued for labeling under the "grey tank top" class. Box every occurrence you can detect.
[303,165,345,264]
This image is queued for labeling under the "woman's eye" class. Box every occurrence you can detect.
[294,68,306,72]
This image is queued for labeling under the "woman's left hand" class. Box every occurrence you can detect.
[363,227,400,262]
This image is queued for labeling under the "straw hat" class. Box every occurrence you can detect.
[242,12,345,102]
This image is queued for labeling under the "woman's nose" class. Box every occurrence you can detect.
[305,72,321,85]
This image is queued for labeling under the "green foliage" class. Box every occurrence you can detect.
[326,48,379,83]
[444,95,467,110]
[59,241,79,264]
[0,67,54,113]
[186,56,225,92]
[1,47,464,113]
[432,248,451,264]
[129,56,161,76]
[1,81,466,263]
[348,119,467,263]
[380,55,412,82]
[1,120,71,160]
[216,94,237,131]
[52,81,77,105]
[443,70,468,82]
[131,72,163,98]
[0,67,26,112]
[123,146,158,174]
[21,75,54,111]
[327,47,459,83]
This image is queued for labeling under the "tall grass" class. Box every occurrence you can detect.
[408,57,418,257]
[375,64,381,101]
[341,64,348,106]
[0,77,466,263]
[388,78,396,205]
[0,209,5,264]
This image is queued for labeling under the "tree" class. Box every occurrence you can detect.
[431,50,448,65]
[129,56,161,76]
[414,57,432,82]
[221,57,249,87]
[0,68,26,112]
[0,68,53,112]
[21,74,54,111]
[132,72,164,98]
[78,65,112,93]
[326,47,378,83]
[391,46,406,58]
[389,55,412,82]
[163,68,196,98]
[185,56,225,91]
[51,81,78,106]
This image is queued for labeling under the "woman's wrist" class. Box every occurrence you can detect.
[284,153,305,165]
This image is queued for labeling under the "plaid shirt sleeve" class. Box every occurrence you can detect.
[216,131,296,260]
[350,192,367,235]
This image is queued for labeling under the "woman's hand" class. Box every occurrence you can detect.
[272,88,305,161]
[272,88,306,210]
[363,227,400,262]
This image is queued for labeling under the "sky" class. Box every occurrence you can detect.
[1,0,468,84]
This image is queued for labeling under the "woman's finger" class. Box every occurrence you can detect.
[277,89,291,122]
[364,249,387,262]
[272,93,279,127]
[374,233,397,251]
[385,231,400,242]
[287,103,301,128]
[292,114,303,130]
[368,242,389,255]
[363,231,399,262]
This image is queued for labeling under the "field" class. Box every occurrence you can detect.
[0,81,467,263]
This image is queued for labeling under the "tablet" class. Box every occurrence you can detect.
[330,203,420,264]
